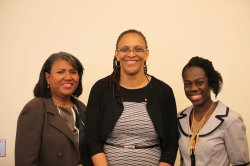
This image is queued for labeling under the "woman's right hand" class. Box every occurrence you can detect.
[91,153,108,166]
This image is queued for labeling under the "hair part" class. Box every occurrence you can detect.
[33,52,84,98]
[182,56,223,97]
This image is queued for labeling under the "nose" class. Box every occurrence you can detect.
[127,49,136,57]
[64,72,73,80]
[190,84,198,91]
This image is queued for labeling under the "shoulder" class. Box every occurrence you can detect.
[18,97,45,119]
[150,76,173,92]
[216,101,245,128]
[72,97,86,111]
[90,75,111,91]
[22,97,44,110]
[177,106,192,126]
[178,106,192,117]
[93,75,111,86]
[226,108,245,126]
[89,75,113,94]
[72,96,85,105]
[150,76,176,102]
[217,101,241,119]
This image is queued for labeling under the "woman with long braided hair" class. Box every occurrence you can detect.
[86,29,178,166]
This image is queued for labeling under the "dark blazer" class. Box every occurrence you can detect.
[15,97,92,166]
[86,75,179,165]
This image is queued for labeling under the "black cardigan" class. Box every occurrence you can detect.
[86,75,178,165]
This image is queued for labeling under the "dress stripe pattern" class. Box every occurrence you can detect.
[104,101,160,165]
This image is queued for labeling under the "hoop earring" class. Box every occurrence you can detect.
[115,60,120,67]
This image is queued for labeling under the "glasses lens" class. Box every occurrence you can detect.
[118,47,146,54]
[119,47,130,53]
[134,47,145,53]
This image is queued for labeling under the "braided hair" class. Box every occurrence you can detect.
[109,29,148,86]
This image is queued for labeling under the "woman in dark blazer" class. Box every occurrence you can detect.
[15,52,92,166]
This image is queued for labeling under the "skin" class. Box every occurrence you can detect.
[91,33,171,166]
[183,66,215,121]
[115,32,150,89]
[45,59,79,108]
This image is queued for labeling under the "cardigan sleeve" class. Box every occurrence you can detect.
[86,81,105,157]
[224,112,249,165]
[15,98,45,166]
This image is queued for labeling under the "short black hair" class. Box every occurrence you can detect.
[182,56,223,97]
[33,52,84,98]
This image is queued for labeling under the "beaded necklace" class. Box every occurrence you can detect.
[189,102,214,154]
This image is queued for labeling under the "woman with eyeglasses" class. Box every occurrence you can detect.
[177,56,249,166]
[86,29,178,166]
[15,52,92,166]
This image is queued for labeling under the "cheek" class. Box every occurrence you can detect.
[74,76,80,83]
[202,86,211,95]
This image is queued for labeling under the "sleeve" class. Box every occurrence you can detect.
[15,99,45,166]
[86,82,104,157]
[160,86,179,165]
[224,113,249,165]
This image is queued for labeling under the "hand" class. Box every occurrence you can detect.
[159,162,171,166]
[91,153,108,166]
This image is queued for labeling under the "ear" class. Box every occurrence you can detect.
[144,49,149,61]
[115,51,120,61]
[45,72,50,84]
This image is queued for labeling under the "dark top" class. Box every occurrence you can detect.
[86,75,179,165]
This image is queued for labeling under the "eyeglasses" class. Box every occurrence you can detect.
[117,47,147,55]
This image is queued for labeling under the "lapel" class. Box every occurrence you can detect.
[42,98,79,152]
[178,101,229,137]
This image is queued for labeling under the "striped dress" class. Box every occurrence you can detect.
[104,84,161,166]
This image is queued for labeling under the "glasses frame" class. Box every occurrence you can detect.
[116,47,148,55]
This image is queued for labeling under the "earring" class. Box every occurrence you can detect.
[47,84,50,89]
[115,60,120,67]
[144,62,147,74]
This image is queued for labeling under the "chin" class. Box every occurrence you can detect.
[190,99,203,107]
[61,91,75,97]
[193,101,206,107]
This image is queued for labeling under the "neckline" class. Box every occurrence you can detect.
[119,74,152,89]
[120,76,153,91]
[188,101,219,132]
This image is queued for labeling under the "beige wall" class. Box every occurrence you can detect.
[0,0,249,165]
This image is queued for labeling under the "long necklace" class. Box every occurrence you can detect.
[189,102,214,154]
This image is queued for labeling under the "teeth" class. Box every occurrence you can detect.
[127,60,136,64]
[191,95,201,101]
[63,83,72,88]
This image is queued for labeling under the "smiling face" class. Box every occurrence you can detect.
[115,33,149,77]
[183,66,211,107]
[45,59,79,100]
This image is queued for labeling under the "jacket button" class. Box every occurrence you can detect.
[57,152,64,158]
